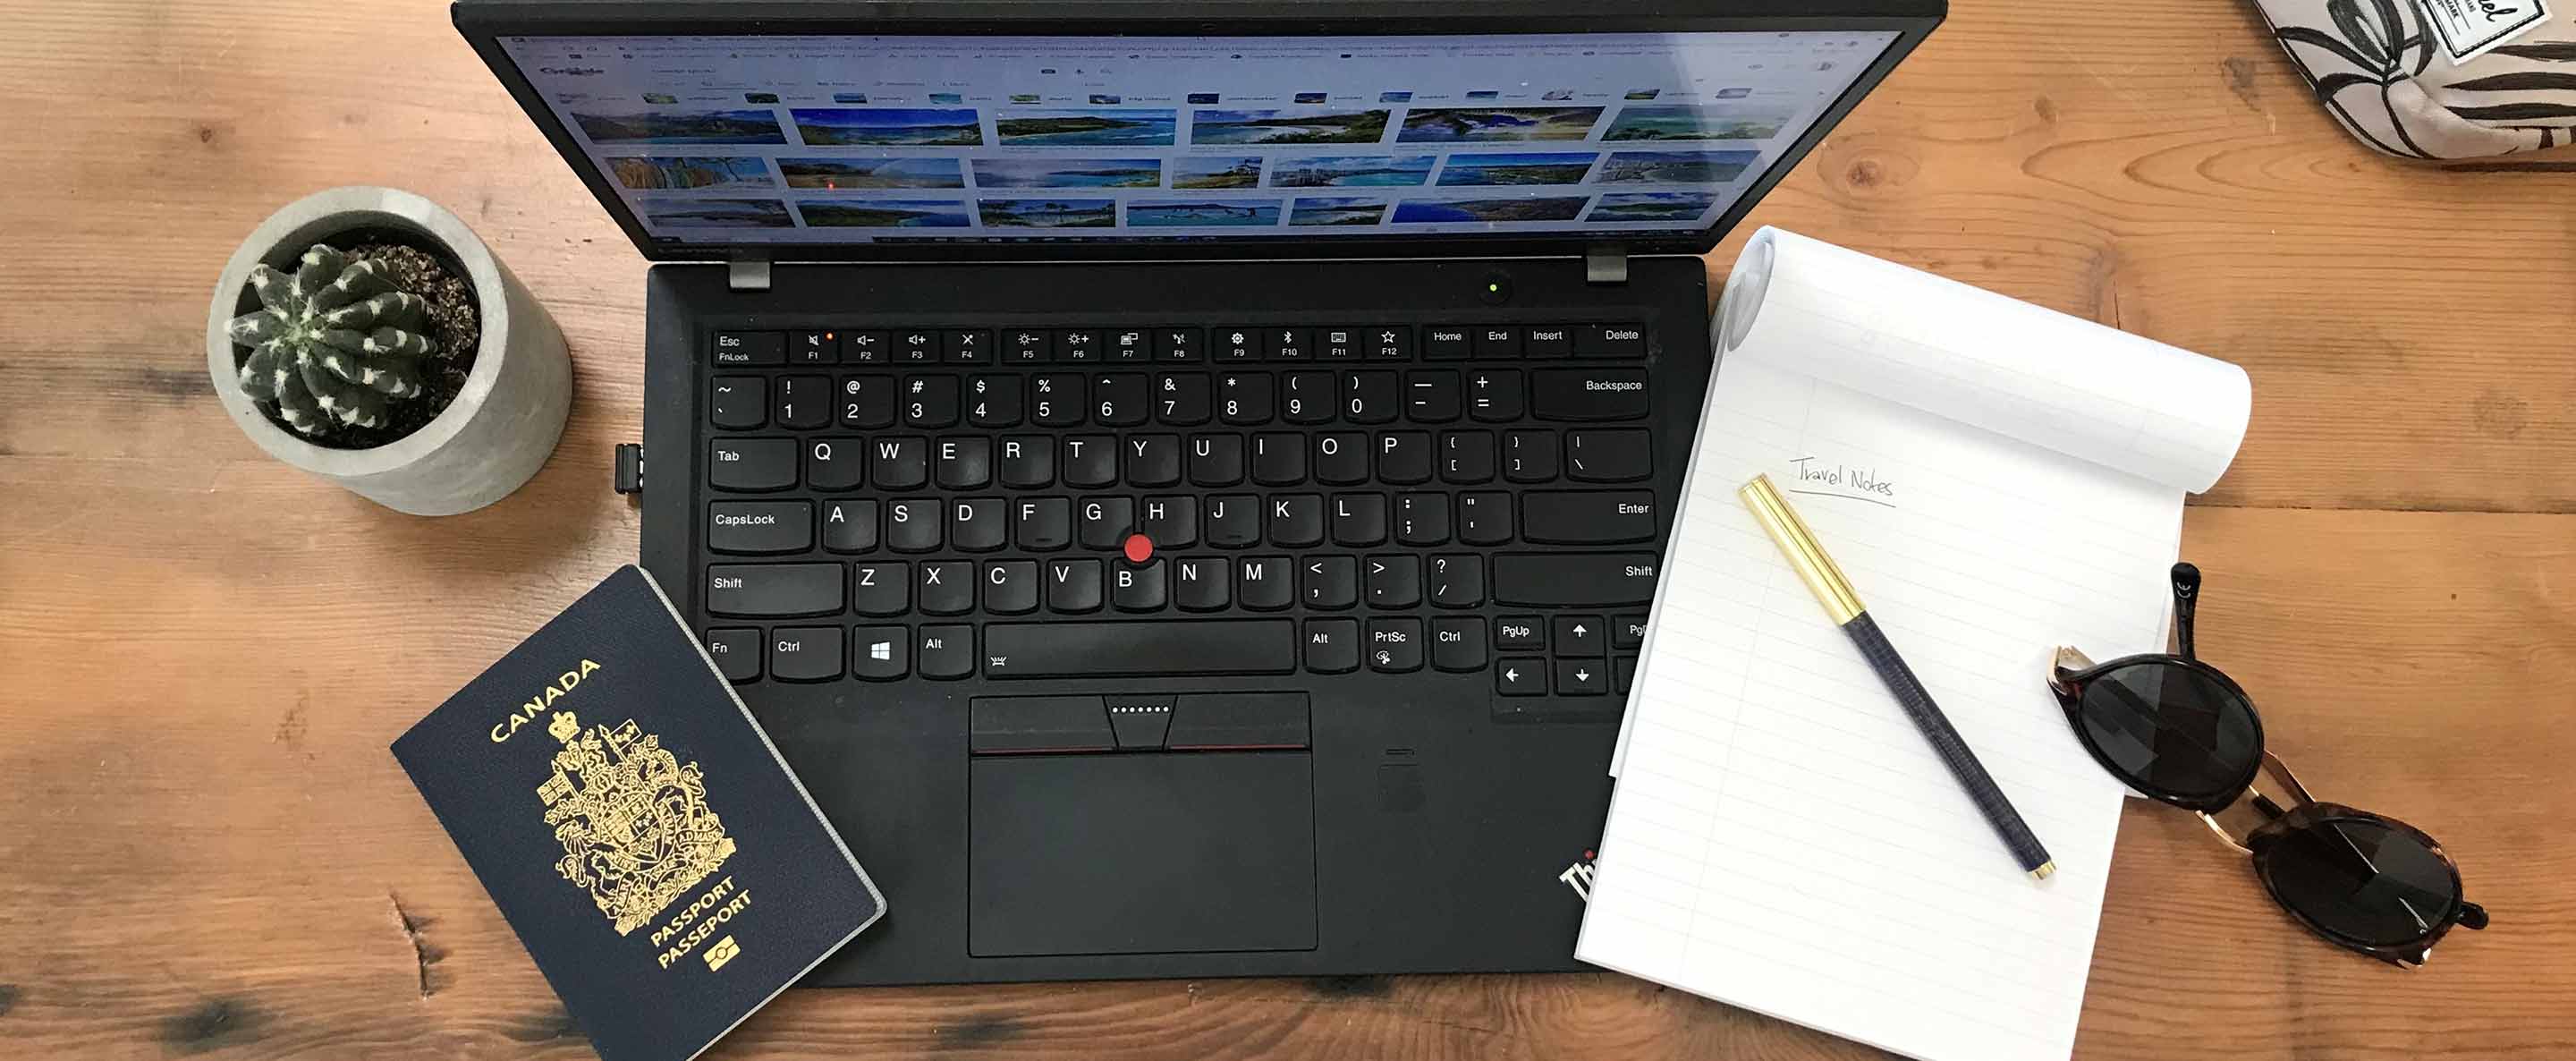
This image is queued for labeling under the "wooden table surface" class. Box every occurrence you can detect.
[4,1,2572,1058]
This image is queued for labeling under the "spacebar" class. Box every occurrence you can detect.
[983,621,1297,678]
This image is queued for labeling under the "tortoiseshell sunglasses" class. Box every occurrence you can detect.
[2048,564,2487,967]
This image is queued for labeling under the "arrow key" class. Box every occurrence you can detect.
[1555,658,1606,695]
[1496,658,1546,696]
[1552,615,1606,656]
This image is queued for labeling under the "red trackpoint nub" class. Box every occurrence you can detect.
[1123,533,1153,563]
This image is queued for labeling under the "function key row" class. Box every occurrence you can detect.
[711,323,1645,367]
[713,369,1648,433]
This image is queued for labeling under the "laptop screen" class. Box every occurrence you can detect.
[497,31,1899,247]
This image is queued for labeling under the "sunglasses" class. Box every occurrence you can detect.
[2047,563,2487,968]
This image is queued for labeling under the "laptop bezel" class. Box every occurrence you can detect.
[452,0,1944,264]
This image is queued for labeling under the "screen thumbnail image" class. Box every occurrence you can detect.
[607,156,774,191]
[1170,156,1264,189]
[637,197,794,228]
[1125,199,1284,226]
[1268,155,1436,188]
[789,108,984,146]
[795,199,974,227]
[1585,191,1720,222]
[775,157,964,190]
[1601,105,1792,141]
[1190,107,1391,144]
[1396,107,1604,143]
[994,108,1179,146]
[978,198,1118,227]
[1288,197,1387,226]
[1389,195,1590,223]
[971,157,1163,189]
[1436,152,1599,186]
[572,109,788,145]
[1592,149,1758,183]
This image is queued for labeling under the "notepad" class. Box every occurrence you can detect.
[1580,227,2251,1061]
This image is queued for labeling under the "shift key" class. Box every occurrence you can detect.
[708,563,843,617]
[1493,553,1659,607]
[1530,369,1648,421]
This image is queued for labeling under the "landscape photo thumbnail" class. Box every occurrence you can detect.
[1190,108,1391,144]
[1389,195,1590,223]
[1436,151,1600,186]
[1288,196,1387,225]
[796,199,972,227]
[1170,156,1264,189]
[1601,105,1791,141]
[608,156,773,191]
[1585,191,1720,222]
[1267,155,1437,188]
[788,107,984,146]
[572,109,788,145]
[1593,149,1759,183]
[1396,106,1604,142]
[776,157,964,190]
[639,197,794,228]
[978,198,1118,227]
[1125,199,1284,226]
[970,157,1162,189]
[996,108,1179,146]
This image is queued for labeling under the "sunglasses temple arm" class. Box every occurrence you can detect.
[2171,563,2201,661]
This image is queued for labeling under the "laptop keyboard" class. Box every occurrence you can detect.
[695,321,1662,709]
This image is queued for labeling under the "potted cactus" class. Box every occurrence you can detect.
[207,187,572,515]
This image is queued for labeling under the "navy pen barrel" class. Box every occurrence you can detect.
[1841,611,2055,877]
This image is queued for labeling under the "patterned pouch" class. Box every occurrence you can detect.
[2252,0,2576,156]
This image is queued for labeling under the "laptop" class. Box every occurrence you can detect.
[453,0,1942,985]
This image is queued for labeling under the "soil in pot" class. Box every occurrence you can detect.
[230,228,483,450]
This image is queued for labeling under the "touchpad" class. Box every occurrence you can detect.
[970,751,1317,957]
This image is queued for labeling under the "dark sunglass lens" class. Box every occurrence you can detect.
[2258,817,2458,946]
[2075,664,2259,802]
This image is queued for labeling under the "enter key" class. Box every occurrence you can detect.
[1521,490,1656,544]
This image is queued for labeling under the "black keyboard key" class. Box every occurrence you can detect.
[1493,553,1659,607]
[1113,559,1167,611]
[1218,371,1273,424]
[969,695,1113,752]
[851,625,910,680]
[1157,374,1212,424]
[1423,326,1472,361]
[1574,324,1647,358]
[1315,432,1368,484]
[822,498,878,553]
[983,620,1297,678]
[1368,616,1425,673]
[776,375,831,429]
[1429,554,1486,607]
[1554,615,1606,656]
[1377,430,1432,484]
[1281,371,1334,424]
[1615,655,1639,692]
[952,497,1005,551]
[1305,618,1360,674]
[1094,373,1149,426]
[919,561,972,615]
[808,437,865,491]
[708,563,842,617]
[944,328,993,364]
[919,624,973,678]
[1001,436,1055,488]
[1125,434,1181,486]
[842,331,890,364]
[1079,497,1135,549]
[1504,429,1557,482]
[769,625,843,683]
[886,498,942,552]
[1110,327,1151,362]
[1318,327,1362,361]
[706,627,760,683]
[1531,369,1648,420]
[1006,328,1051,362]
[1457,491,1513,545]
[894,329,937,363]
[840,375,896,429]
[1524,326,1572,358]
[871,436,928,489]
[1365,554,1419,607]
[1395,492,1450,545]
[1157,327,1202,361]
[1251,432,1307,485]
[710,377,764,429]
[1206,495,1259,547]
[1332,493,1387,546]
[1139,496,1197,547]
[1407,370,1461,422]
[1175,556,1230,610]
[1496,616,1545,649]
[1344,371,1399,424]
[1013,497,1071,550]
[1614,614,1648,649]
[1189,433,1244,486]
[1030,373,1084,427]
[1496,658,1545,695]
[904,376,959,427]
[1062,435,1117,488]
[1522,490,1656,544]
[1440,430,1496,484]
[1268,494,1323,547]
[709,438,796,492]
[709,500,812,555]
[1432,616,1487,672]
[790,331,834,365]
[1055,328,1101,362]
[1301,556,1357,609]
[968,375,1024,427]
[1368,326,1412,361]
[853,562,909,615]
[714,331,784,366]
[1555,658,1607,695]
[1215,327,1260,361]
[1567,429,1652,482]
[986,560,1040,615]
[936,437,991,489]
[1236,556,1292,610]
[1047,557,1104,612]
[1475,326,1522,358]
[1469,369,1525,422]
[1265,327,1311,361]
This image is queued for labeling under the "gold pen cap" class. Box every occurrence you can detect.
[1738,473,1866,625]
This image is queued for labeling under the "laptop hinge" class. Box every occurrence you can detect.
[1584,243,1629,286]
[728,259,772,292]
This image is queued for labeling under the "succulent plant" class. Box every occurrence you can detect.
[227,243,437,437]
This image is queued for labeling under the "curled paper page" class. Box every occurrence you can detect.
[1717,227,2251,494]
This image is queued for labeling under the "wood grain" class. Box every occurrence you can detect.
[2,1,2572,1060]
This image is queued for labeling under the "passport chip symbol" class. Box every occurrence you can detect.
[702,935,742,971]
[538,709,739,935]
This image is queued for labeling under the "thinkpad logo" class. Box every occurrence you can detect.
[1558,849,1597,902]
[538,65,605,76]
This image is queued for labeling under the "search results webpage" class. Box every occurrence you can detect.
[500,32,1897,244]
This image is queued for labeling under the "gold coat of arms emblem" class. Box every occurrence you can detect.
[537,710,739,935]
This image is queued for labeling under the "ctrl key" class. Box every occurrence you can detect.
[768,626,844,683]
[706,627,761,683]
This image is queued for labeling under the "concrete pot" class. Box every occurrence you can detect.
[207,186,571,516]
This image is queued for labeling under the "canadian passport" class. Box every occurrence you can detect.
[394,565,883,1061]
